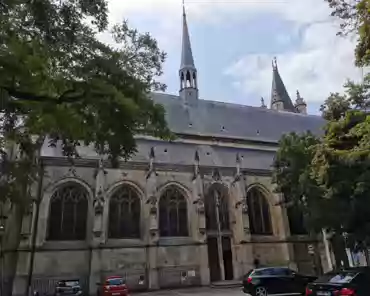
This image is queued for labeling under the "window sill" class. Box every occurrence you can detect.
[40,240,88,250]
[250,235,277,243]
[158,237,196,246]
[105,239,145,248]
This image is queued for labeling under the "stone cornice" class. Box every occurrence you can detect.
[40,156,272,176]
[11,236,319,253]
[136,133,278,151]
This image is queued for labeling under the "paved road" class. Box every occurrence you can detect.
[134,287,247,296]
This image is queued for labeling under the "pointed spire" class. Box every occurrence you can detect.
[180,0,195,69]
[179,0,198,101]
[270,57,295,112]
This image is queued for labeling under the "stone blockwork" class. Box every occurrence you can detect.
[7,139,330,296]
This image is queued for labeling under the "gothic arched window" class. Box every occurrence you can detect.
[47,183,88,241]
[247,187,273,235]
[205,184,230,231]
[108,185,141,239]
[159,185,188,237]
[287,205,307,235]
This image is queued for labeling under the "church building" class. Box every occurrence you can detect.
[6,4,330,296]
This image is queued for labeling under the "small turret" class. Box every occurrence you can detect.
[295,90,307,114]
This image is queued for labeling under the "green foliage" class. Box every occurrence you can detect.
[273,74,370,244]
[272,131,323,232]
[0,0,172,204]
[312,75,370,244]
[325,0,370,66]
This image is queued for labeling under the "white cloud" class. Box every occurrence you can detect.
[104,0,363,108]
[225,20,362,104]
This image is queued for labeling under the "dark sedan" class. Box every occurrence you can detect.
[305,267,370,296]
[54,279,83,296]
[242,267,317,296]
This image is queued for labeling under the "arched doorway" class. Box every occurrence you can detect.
[205,183,233,282]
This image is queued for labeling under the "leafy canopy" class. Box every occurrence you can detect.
[326,0,370,66]
[273,75,370,243]
[272,131,324,233]
[0,0,172,204]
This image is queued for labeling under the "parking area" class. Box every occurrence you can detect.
[134,287,246,296]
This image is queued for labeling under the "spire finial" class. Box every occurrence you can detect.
[296,90,300,98]
[182,0,185,14]
[272,57,278,70]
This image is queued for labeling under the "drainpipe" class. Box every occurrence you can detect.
[25,161,44,296]
[322,229,333,271]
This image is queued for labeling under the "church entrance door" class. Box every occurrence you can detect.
[205,184,234,282]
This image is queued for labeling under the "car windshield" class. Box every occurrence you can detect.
[106,278,124,286]
[317,272,357,284]
[58,281,80,287]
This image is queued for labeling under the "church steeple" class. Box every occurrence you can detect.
[179,1,198,102]
[270,57,295,112]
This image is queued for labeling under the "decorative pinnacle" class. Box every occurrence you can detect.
[194,150,200,162]
[149,147,155,159]
[295,90,306,105]
[261,97,266,108]
[236,153,241,164]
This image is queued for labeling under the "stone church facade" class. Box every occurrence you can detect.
[4,5,332,296]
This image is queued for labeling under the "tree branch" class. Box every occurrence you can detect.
[1,86,85,105]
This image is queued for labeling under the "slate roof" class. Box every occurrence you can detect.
[41,93,324,170]
[152,92,326,143]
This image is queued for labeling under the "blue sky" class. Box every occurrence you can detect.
[103,0,364,115]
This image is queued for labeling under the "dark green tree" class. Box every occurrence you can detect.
[313,75,370,246]
[0,0,172,204]
[272,131,323,233]
[273,74,370,246]
[325,0,370,66]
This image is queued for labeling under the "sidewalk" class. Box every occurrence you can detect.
[133,286,245,296]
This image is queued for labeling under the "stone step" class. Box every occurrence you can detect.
[210,280,242,288]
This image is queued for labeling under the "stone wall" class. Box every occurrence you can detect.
[252,242,290,266]
[7,143,332,295]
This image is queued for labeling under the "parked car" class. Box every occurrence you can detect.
[242,267,317,296]
[54,279,83,296]
[305,267,370,296]
[96,276,128,296]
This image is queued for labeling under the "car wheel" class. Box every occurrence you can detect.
[254,286,268,296]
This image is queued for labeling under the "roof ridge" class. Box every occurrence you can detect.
[152,92,321,118]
